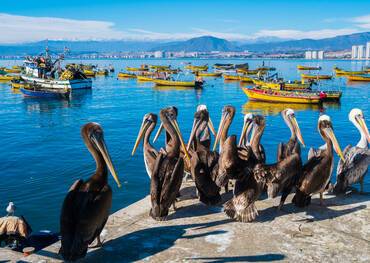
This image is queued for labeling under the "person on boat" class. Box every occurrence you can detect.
[195,74,204,89]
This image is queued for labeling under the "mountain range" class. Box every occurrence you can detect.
[0,32,368,56]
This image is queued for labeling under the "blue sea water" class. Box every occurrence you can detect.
[0,59,368,232]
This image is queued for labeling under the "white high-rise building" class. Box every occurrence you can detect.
[365,42,370,60]
[311,51,318,59]
[305,51,312,59]
[357,45,365,59]
[154,51,163,58]
[318,51,324,59]
[351,45,358,59]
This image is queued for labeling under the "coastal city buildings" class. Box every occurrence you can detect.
[351,42,370,60]
[305,50,324,59]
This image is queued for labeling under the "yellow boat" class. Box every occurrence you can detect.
[237,69,266,75]
[257,66,276,71]
[10,81,28,89]
[301,73,332,80]
[243,100,320,116]
[96,70,108,76]
[149,65,170,70]
[0,75,14,81]
[118,72,137,78]
[242,87,322,104]
[197,72,222,77]
[223,74,240,80]
[4,68,21,74]
[347,75,370,81]
[333,67,365,76]
[12,65,22,70]
[126,66,149,72]
[137,75,154,82]
[252,79,310,90]
[239,76,254,83]
[297,65,321,70]
[154,79,198,87]
[83,70,96,77]
[184,64,208,71]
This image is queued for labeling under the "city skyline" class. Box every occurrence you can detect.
[1,0,370,43]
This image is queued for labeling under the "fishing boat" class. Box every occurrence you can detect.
[236,69,266,75]
[137,75,155,82]
[242,87,323,104]
[257,66,276,71]
[346,75,370,81]
[126,66,149,72]
[197,72,222,77]
[10,79,28,89]
[239,76,254,83]
[301,73,332,80]
[96,69,109,76]
[149,65,170,70]
[3,68,21,74]
[297,65,322,70]
[213,63,234,70]
[20,87,70,99]
[252,79,311,90]
[333,67,365,76]
[83,70,96,78]
[0,75,15,81]
[118,72,137,78]
[184,64,208,71]
[154,79,200,87]
[223,74,240,80]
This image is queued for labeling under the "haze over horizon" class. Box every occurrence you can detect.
[1,0,370,44]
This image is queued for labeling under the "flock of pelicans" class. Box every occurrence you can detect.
[59,106,369,261]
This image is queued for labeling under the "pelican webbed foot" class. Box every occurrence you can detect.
[89,236,104,248]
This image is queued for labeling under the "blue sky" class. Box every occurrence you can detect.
[1,0,370,43]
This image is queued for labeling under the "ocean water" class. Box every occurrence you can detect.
[0,59,368,232]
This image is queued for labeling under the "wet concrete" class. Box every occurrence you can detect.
[1,184,369,262]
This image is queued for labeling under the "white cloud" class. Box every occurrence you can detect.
[253,28,361,40]
[351,14,370,29]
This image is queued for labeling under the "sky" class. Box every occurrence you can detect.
[1,0,370,44]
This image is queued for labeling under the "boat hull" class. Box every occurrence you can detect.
[154,79,197,87]
[21,75,92,90]
[20,88,70,99]
[347,75,370,81]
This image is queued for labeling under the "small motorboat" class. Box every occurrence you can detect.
[333,67,365,76]
[184,64,208,71]
[83,69,96,78]
[154,79,201,88]
[118,72,137,78]
[0,75,15,82]
[223,74,240,80]
[20,86,70,99]
[137,75,155,82]
[196,72,222,77]
[96,69,109,76]
[301,73,332,80]
[252,79,311,90]
[297,65,321,70]
[126,66,149,72]
[239,76,254,83]
[346,75,370,81]
[213,63,234,70]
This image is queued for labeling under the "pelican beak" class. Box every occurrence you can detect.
[291,115,305,147]
[170,118,190,160]
[238,119,253,147]
[356,116,370,144]
[132,118,149,155]
[324,127,345,161]
[213,111,229,151]
[92,135,121,188]
[152,122,163,143]
[208,116,216,136]
[187,118,199,151]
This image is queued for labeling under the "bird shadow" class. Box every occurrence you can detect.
[84,219,231,262]
[256,192,369,223]
[188,253,285,262]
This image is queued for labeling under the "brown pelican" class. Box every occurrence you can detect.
[293,115,344,207]
[222,115,268,222]
[334,108,370,194]
[188,106,221,205]
[264,108,305,210]
[60,123,121,261]
[133,107,189,220]
[131,113,159,178]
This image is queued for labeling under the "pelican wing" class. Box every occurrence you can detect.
[336,145,354,175]
[60,180,112,261]
[160,157,184,210]
[150,152,165,217]
[277,142,286,162]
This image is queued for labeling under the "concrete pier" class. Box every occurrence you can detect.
[1,184,369,262]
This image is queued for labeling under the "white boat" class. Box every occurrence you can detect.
[21,75,92,90]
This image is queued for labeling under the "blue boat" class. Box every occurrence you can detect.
[20,88,70,99]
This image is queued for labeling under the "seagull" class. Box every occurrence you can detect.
[6,202,15,216]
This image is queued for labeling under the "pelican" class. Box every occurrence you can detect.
[263,108,305,210]
[334,108,370,194]
[60,123,121,261]
[135,107,189,220]
[222,115,267,222]
[293,115,344,207]
[131,113,159,178]
[188,107,221,205]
